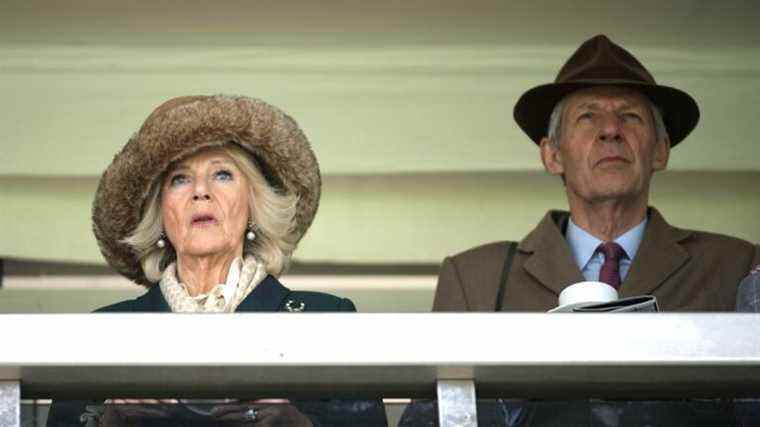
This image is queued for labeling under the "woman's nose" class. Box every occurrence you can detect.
[192,181,211,201]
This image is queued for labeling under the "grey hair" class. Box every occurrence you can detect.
[547,93,669,145]
[122,143,299,283]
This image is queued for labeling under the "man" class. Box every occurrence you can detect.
[399,34,760,427]
[434,34,760,312]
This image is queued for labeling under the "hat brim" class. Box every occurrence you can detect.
[92,95,320,286]
[513,80,700,147]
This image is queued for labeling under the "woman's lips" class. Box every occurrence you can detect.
[191,214,218,227]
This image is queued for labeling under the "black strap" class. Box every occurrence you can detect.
[495,242,517,312]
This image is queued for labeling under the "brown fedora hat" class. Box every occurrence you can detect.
[513,34,699,147]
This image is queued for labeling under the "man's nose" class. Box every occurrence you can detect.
[598,113,622,143]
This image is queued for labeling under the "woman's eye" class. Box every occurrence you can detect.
[214,170,233,181]
[578,112,594,121]
[622,112,642,122]
[169,174,190,186]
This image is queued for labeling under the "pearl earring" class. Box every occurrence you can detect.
[246,222,256,241]
[157,233,166,248]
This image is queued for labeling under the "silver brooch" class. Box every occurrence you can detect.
[285,299,305,312]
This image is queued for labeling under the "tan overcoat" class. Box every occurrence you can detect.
[434,207,760,312]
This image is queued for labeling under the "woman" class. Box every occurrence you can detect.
[47,95,387,426]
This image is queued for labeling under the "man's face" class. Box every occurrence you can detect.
[540,86,670,205]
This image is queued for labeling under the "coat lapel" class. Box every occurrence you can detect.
[520,211,585,295]
[235,275,291,312]
[620,207,692,297]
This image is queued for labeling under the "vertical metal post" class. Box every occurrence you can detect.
[437,379,478,427]
[0,381,21,427]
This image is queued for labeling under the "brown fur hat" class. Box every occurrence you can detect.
[92,95,320,286]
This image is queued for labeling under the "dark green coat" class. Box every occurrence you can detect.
[97,274,357,313]
[47,275,387,427]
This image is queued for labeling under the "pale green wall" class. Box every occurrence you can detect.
[3,45,760,177]
[2,172,758,265]
[1,0,759,268]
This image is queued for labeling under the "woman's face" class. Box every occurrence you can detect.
[160,148,250,260]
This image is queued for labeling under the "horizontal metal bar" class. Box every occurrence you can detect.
[2,274,436,291]
[2,313,760,399]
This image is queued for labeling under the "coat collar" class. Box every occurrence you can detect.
[235,275,291,312]
[144,284,171,312]
[519,210,585,296]
[142,274,290,312]
[517,207,693,297]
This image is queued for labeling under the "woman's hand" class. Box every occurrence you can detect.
[100,399,180,426]
[210,400,314,427]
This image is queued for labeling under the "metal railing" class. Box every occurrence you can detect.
[2,313,760,426]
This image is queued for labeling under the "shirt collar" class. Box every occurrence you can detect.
[566,217,648,269]
[566,218,602,271]
[616,218,647,261]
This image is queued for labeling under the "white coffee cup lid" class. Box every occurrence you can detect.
[548,281,619,312]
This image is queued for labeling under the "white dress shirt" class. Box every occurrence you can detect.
[566,217,647,283]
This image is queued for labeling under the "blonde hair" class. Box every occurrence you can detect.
[122,143,300,283]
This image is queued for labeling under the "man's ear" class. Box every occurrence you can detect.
[540,137,564,175]
[652,135,670,172]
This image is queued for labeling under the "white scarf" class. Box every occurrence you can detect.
[159,256,267,313]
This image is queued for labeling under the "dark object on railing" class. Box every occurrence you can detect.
[399,399,739,427]
[48,400,387,427]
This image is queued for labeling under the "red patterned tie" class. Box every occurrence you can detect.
[598,242,626,290]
